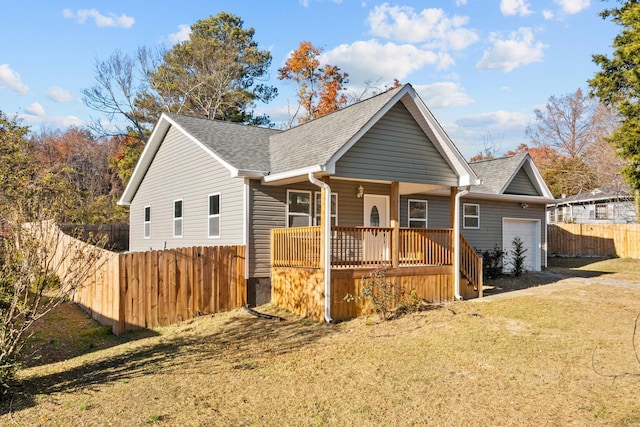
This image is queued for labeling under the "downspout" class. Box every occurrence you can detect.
[453,187,470,300]
[308,172,333,323]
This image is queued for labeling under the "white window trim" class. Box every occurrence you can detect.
[408,199,428,228]
[143,205,151,239]
[287,190,312,227]
[173,199,183,238]
[208,193,221,238]
[463,203,480,229]
[314,192,338,226]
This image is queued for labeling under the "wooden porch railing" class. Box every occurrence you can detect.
[272,226,321,268]
[399,228,452,266]
[272,227,457,269]
[460,234,482,295]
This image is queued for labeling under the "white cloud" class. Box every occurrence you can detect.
[62,8,135,29]
[476,28,547,72]
[456,0,468,5]
[0,64,29,94]
[553,0,590,14]
[542,9,555,19]
[18,113,84,128]
[169,24,191,44]
[24,102,45,116]
[414,82,474,109]
[367,4,479,50]
[456,110,530,128]
[500,0,532,16]
[320,40,452,84]
[47,86,78,103]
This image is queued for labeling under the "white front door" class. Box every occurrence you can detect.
[363,195,389,227]
[363,195,390,262]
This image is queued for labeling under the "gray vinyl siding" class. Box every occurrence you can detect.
[129,126,245,252]
[334,103,458,186]
[248,179,390,278]
[505,169,539,196]
[401,195,547,266]
[458,197,547,267]
[399,194,449,228]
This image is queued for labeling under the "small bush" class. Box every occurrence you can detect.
[510,236,528,277]
[478,245,505,279]
[345,265,421,320]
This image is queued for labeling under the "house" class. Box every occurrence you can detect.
[119,84,553,322]
[467,154,554,272]
[547,188,637,224]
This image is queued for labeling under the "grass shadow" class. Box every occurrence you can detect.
[2,305,335,416]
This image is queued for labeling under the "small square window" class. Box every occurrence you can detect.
[463,203,480,229]
[408,199,428,228]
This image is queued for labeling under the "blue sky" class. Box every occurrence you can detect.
[0,0,618,159]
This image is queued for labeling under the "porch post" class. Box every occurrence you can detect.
[449,187,458,228]
[391,181,400,268]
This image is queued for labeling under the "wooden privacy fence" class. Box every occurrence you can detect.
[48,224,245,334]
[548,223,640,258]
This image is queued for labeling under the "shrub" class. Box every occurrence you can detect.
[478,245,505,279]
[510,236,528,277]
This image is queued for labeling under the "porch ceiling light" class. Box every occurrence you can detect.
[357,185,364,198]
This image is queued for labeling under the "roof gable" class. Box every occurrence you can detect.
[470,153,553,199]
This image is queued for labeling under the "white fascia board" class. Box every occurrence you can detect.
[118,114,172,205]
[465,192,555,204]
[263,165,325,183]
[233,169,268,178]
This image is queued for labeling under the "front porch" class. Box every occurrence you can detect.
[271,226,483,322]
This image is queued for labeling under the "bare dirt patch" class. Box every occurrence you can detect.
[2,258,640,426]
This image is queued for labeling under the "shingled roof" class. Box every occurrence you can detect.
[166,114,280,173]
[470,154,528,194]
[269,86,401,174]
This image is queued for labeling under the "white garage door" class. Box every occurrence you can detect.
[502,218,541,272]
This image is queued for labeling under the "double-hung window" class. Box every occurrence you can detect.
[287,190,312,227]
[595,204,608,220]
[143,206,151,238]
[208,193,220,237]
[463,203,480,229]
[173,199,183,237]
[314,192,338,226]
[408,199,428,228]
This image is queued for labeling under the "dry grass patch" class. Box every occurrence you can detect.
[1,258,640,426]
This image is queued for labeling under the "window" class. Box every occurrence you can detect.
[463,203,480,229]
[314,192,338,226]
[173,199,183,237]
[208,194,220,237]
[287,190,312,227]
[408,199,428,228]
[143,206,151,238]
[595,204,608,220]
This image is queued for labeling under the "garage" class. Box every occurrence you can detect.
[502,218,541,272]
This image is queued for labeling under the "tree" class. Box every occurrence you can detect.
[145,13,276,125]
[0,112,106,391]
[525,88,619,197]
[526,88,617,159]
[29,128,127,224]
[278,41,349,126]
[589,1,640,219]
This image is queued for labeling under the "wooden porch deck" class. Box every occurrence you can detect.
[271,226,482,322]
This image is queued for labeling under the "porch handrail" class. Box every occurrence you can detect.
[460,234,483,295]
[271,226,321,268]
[331,227,393,268]
[399,228,452,266]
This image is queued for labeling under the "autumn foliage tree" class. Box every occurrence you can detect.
[278,41,349,125]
